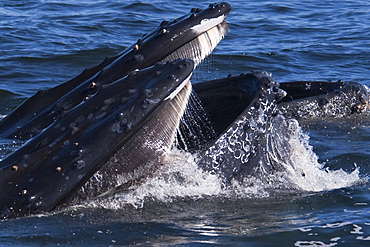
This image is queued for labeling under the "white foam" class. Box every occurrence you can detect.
[265,115,361,192]
[81,115,362,210]
[88,149,223,210]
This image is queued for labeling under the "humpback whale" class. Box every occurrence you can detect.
[0,1,368,219]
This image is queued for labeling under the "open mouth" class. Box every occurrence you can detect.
[0,2,231,141]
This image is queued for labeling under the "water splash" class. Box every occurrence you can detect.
[86,149,223,210]
[84,115,361,211]
[175,92,217,152]
[264,115,361,192]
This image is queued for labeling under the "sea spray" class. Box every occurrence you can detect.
[84,115,362,210]
[266,115,361,191]
[176,91,217,152]
[86,149,223,210]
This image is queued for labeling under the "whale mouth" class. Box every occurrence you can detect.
[0,3,231,141]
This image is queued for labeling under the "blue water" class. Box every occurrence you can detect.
[1,0,370,246]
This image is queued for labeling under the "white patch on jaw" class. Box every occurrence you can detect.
[190,15,225,34]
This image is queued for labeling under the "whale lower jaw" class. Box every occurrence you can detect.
[75,79,193,200]
[0,59,195,219]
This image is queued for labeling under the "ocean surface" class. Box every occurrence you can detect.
[1,0,370,246]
